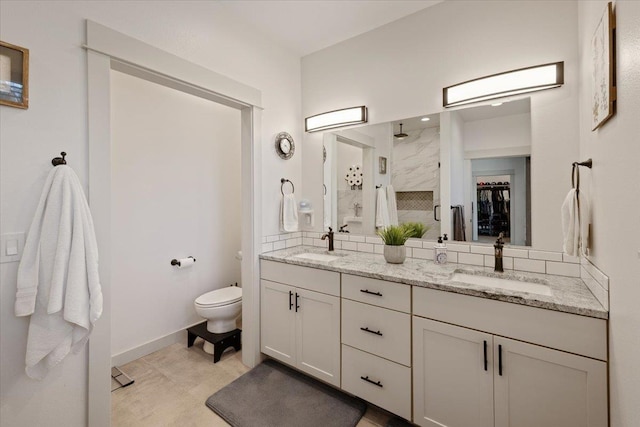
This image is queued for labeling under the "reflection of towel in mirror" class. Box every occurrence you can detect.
[375,187,390,228]
[452,205,466,241]
[15,165,102,379]
[561,189,590,256]
[281,193,299,232]
[386,185,399,226]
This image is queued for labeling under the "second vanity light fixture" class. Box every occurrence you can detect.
[305,106,368,132]
[443,61,564,108]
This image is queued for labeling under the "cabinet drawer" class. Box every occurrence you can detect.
[342,299,411,366]
[342,274,410,313]
[413,287,607,361]
[260,260,340,296]
[342,345,411,420]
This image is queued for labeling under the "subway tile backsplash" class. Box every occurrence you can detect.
[260,231,609,309]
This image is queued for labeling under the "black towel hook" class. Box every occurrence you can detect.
[52,152,67,166]
[281,178,294,196]
[571,158,592,193]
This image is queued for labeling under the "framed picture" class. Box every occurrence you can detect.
[0,41,29,109]
[591,2,616,130]
[379,156,387,175]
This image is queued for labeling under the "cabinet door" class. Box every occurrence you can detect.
[494,337,608,427]
[295,288,341,387]
[413,317,494,427]
[260,280,296,366]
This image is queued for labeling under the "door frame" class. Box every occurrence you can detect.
[85,20,263,426]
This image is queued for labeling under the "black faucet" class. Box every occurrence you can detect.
[339,224,350,233]
[321,227,335,251]
[494,232,505,273]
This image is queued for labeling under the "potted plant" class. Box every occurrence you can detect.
[400,222,430,239]
[377,225,412,264]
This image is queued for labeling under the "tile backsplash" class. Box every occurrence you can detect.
[261,231,610,309]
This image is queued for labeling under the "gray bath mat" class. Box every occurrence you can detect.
[206,358,366,427]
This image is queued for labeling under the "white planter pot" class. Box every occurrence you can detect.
[384,245,406,264]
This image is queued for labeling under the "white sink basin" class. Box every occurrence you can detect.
[293,252,342,262]
[452,273,552,296]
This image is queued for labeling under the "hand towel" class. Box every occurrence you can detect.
[386,185,399,226]
[280,193,299,232]
[16,165,102,379]
[561,189,590,257]
[375,187,390,228]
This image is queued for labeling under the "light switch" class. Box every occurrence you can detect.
[1,232,25,263]
[6,239,18,256]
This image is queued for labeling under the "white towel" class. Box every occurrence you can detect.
[561,189,590,257]
[386,185,399,226]
[15,165,102,379]
[280,193,299,232]
[375,187,390,228]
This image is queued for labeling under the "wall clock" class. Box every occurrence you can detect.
[275,132,295,160]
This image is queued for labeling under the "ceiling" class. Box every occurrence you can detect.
[217,1,444,56]
[456,98,531,122]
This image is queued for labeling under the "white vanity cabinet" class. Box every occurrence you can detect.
[413,287,608,427]
[260,260,341,387]
[340,274,412,419]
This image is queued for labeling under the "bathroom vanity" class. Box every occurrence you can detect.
[259,247,608,427]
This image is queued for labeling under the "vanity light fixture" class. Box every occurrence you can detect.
[305,106,368,132]
[443,61,564,108]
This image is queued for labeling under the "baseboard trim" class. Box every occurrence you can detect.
[111,322,203,367]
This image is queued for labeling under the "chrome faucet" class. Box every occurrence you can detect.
[494,232,505,273]
[353,202,361,217]
[321,227,335,251]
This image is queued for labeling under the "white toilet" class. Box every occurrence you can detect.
[194,286,242,353]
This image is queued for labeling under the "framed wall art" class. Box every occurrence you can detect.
[379,156,387,175]
[591,2,616,130]
[0,41,29,109]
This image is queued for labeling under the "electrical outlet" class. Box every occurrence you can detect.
[1,232,26,263]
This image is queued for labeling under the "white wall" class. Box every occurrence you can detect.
[463,113,532,153]
[0,2,300,426]
[110,71,241,358]
[301,0,579,251]
[577,2,640,426]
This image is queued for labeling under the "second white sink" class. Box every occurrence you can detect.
[293,252,342,263]
[452,272,552,296]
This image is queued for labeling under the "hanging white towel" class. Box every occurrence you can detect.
[561,189,590,257]
[281,193,299,232]
[386,185,399,226]
[375,187,390,228]
[15,165,102,379]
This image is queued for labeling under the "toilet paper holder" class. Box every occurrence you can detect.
[171,256,196,267]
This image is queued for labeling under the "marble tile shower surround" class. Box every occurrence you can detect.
[260,246,607,319]
[391,128,439,191]
[262,230,609,310]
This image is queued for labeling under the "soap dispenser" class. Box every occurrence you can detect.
[434,236,448,265]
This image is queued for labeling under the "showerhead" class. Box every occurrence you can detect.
[394,123,408,139]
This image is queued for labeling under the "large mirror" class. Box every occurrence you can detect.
[323,97,532,245]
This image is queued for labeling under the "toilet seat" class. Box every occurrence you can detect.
[195,287,242,308]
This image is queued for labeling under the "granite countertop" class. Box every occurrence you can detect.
[260,246,608,320]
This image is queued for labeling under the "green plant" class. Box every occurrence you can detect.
[377,225,412,246]
[400,222,430,239]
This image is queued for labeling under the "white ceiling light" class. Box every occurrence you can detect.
[421,117,430,122]
[305,106,368,132]
[443,62,564,108]
[491,102,504,107]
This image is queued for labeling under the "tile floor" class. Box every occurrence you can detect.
[111,339,394,426]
